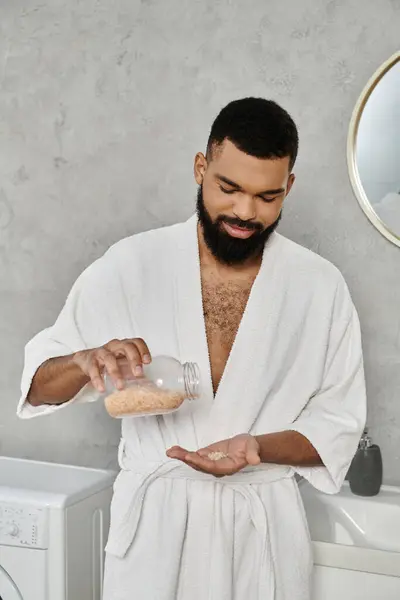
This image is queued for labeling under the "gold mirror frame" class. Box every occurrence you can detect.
[347,51,400,248]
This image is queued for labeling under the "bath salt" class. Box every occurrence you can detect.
[105,384,186,418]
[208,451,229,461]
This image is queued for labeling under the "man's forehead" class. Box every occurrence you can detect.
[211,139,289,167]
[209,140,290,188]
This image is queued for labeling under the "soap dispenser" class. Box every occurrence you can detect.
[348,428,383,497]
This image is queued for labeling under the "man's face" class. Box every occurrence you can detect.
[194,140,295,265]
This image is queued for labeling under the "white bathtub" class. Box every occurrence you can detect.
[300,480,400,600]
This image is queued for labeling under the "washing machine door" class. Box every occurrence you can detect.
[0,565,22,600]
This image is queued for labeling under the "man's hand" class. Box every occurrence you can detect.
[73,338,152,393]
[28,337,152,407]
[166,434,261,477]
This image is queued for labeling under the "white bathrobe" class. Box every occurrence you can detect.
[18,216,366,600]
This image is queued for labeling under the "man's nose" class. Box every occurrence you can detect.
[232,195,257,222]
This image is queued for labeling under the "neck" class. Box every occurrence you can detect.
[197,223,263,274]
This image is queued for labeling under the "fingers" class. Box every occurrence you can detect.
[191,454,241,477]
[124,344,145,377]
[166,447,217,472]
[130,338,152,364]
[111,342,144,377]
[184,452,221,473]
[197,448,212,457]
[105,338,152,378]
[74,337,152,393]
[73,350,109,393]
[97,349,125,390]
[169,449,241,477]
[246,437,261,466]
[86,357,106,393]
[166,446,189,461]
[246,449,261,466]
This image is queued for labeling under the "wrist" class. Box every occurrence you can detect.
[70,352,91,383]
[254,434,274,463]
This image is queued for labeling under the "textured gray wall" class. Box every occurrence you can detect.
[1,0,399,480]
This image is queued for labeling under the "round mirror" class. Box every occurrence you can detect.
[348,51,400,247]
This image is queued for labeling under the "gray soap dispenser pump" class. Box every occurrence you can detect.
[348,427,383,496]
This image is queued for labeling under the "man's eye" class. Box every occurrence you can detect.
[260,196,278,203]
[219,186,236,195]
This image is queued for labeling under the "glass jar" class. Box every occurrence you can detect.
[104,355,201,418]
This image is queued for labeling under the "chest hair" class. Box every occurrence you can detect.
[202,279,253,351]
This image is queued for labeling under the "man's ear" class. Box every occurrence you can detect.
[286,173,296,196]
[194,152,207,185]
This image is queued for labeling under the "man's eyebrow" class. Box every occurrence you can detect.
[215,174,285,196]
[216,174,242,189]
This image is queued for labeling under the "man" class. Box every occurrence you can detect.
[18,98,366,599]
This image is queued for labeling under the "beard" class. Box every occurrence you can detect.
[196,185,281,266]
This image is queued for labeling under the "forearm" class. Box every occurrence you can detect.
[255,431,322,467]
[27,355,90,406]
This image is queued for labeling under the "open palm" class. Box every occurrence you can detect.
[166,434,261,477]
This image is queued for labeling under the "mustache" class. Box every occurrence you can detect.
[216,216,264,232]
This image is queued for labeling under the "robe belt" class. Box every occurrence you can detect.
[106,439,294,598]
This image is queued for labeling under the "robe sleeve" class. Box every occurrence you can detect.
[290,276,367,493]
[17,256,118,419]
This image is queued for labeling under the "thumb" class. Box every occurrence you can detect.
[246,442,261,466]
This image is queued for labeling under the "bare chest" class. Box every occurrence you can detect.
[202,278,254,394]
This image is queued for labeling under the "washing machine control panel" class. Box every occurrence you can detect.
[0,501,48,549]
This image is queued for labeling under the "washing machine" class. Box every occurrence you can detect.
[0,456,116,600]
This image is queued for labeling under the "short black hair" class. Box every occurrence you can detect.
[206,97,299,171]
